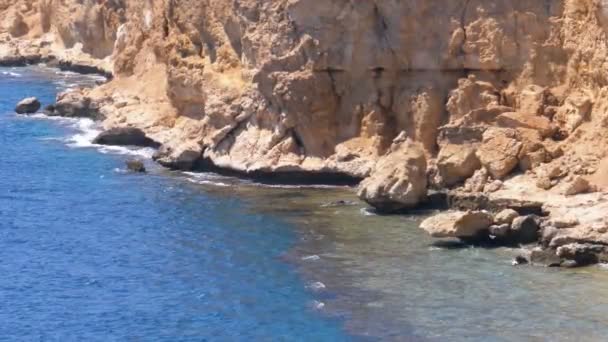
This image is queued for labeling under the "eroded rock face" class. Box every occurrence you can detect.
[476,128,522,179]
[358,139,427,212]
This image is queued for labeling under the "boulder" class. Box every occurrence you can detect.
[530,247,562,267]
[510,215,540,244]
[494,209,519,225]
[559,176,591,196]
[53,91,100,119]
[476,127,522,179]
[419,211,493,239]
[496,112,555,138]
[489,224,510,238]
[556,243,608,266]
[126,159,146,173]
[436,144,481,186]
[15,97,41,114]
[358,139,427,212]
[153,143,203,170]
[93,128,160,148]
[553,92,592,134]
[42,104,56,115]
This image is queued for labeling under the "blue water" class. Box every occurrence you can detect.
[0,68,352,341]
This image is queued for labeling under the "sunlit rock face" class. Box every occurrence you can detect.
[6,0,608,210]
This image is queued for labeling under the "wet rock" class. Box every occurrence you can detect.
[556,243,608,266]
[512,255,529,266]
[489,224,510,238]
[93,128,160,148]
[15,97,41,114]
[358,139,427,213]
[321,200,357,207]
[494,209,519,225]
[42,104,56,115]
[530,247,562,267]
[420,210,493,239]
[510,215,540,244]
[126,159,146,173]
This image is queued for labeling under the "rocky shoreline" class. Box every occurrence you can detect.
[4,0,608,268]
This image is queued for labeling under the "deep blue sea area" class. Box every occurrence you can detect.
[0,68,352,341]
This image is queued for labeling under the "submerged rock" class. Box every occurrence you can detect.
[420,210,493,239]
[126,159,146,173]
[530,247,562,267]
[93,128,160,148]
[15,97,41,114]
[358,139,427,213]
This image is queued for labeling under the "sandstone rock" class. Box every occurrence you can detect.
[536,176,553,190]
[436,144,481,187]
[126,159,146,173]
[548,216,580,229]
[419,211,493,239]
[496,112,555,138]
[153,143,203,171]
[510,215,540,244]
[484,180,503,193]
[463,168,489,193]
[358,140,427,212]
[553,93,593,134]
[494,209,519,225]
[93,128,160,148]
[15,97,40,114]
[476,128,522,180]
[540,226,559,247]
[559,176,591,196]
[517,85,546,115]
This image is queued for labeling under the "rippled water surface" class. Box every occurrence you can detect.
[3,67,608,341]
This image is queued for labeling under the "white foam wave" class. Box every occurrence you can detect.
[301,255,321,261]
[1,71,21,77]
[307,281,326,291]
[185,178,231,187]
[360,207,377,216]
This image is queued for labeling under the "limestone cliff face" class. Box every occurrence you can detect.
[3,1,608,199]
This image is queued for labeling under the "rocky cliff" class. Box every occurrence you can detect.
[4,0,608,264]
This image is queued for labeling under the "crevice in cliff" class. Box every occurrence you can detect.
[459,0,472,62]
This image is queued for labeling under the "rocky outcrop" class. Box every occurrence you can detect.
[5,0,608,265]
[15,97,40,114]
[357,138,427,212]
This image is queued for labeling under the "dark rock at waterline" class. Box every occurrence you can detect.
[42,104,56,115]
[321,200,357,207]
[530,247,562,267]
[15,97,41,114]
[509,215,540,244]
[126,159,146,173]
[557,243,608,267]
[93,128,160,148]
[512,255,529,266]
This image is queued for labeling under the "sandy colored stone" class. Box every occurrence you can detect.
[436,144,481,187]
[358,139,427,212]
[420,211,493,239]
[476,128,522,180]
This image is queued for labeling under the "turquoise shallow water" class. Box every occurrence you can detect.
[0,67,354,341]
